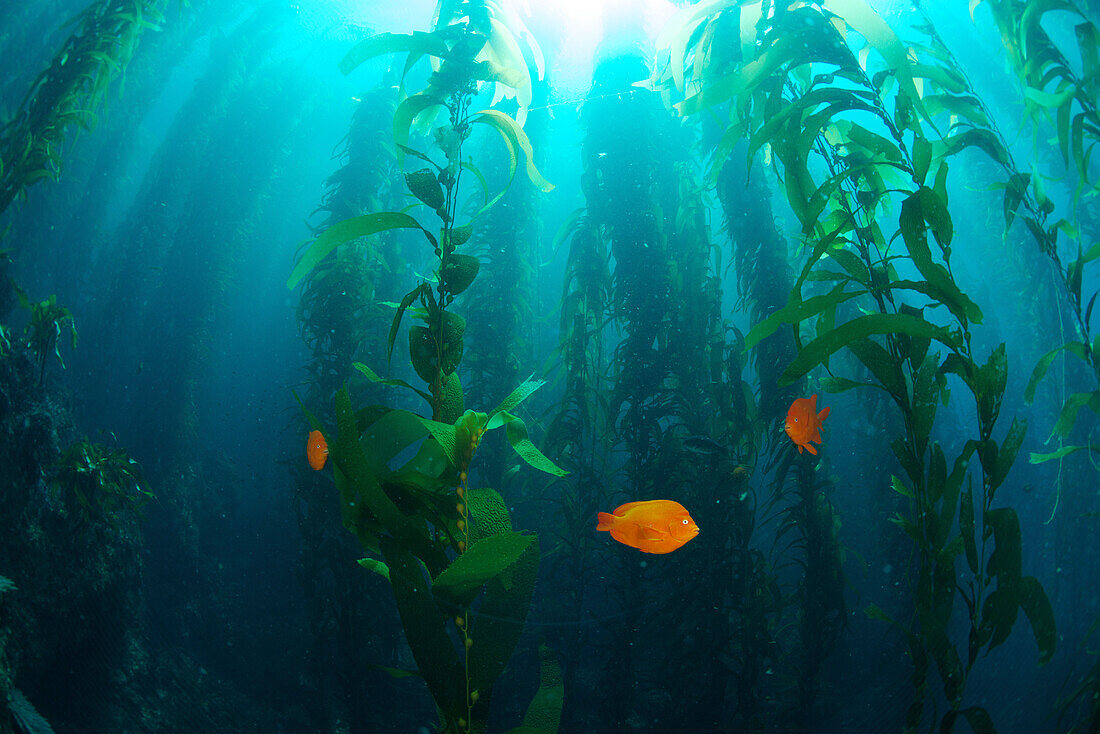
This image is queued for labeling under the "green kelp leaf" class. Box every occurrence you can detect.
[826,0,928,118]
[961,707,996,734]
[980,587,1018,652]
[361,408,432,474]
[1026,341,1090,403]
[890,475,913,498]
[292,390,325,435]
[488,376,545,419]
[441,312,465,375]
[960,483,979,574]
[1019,575,1057,665]
[432,530,535,608]
[848,338,905,403]
[441,254,479,295]
[899,190,981,326]
[828,248,871,286]
[369,664,421,680]
[472,109,554,193]
[405,168,445,211]
[414,416,458,467]
[461,162,490,209]
[439,373,465,424]
[820,376,876,393]
[380,537,464,717]
[744,284,864,351]
[892,438,922,486]
[509,645,564,734]
[357,557,390,580]
[983,507,1023,650]
[448,223,473,249]
[394,93,445,154]
[1029,444,1096,463]
[913,136,932,185]
[916,186,953,248]
[339,31,451,76]
[985,507,1022,583]
[974,343,1008,429]
[469,535,539,693]
[409,325,436,383]
[332,389,432,557]
[1052,390,1100,437]
[389,284,426,363]
[794,213,857,292]
[0,575,16,594]
[990,417,1027,493]
[466,487,512,543]
[489,411,568,477]
[941,707,996,734]
[941,127,1010,168]
[289,213,425,289]
[354,362,433,403]
[779,314,950,387]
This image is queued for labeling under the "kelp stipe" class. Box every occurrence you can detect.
[652,2,1057,730]
[290,3,563,731]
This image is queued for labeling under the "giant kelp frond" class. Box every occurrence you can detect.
[51,439,153,526]
[910,6,1100,466]
[0,0,171,221]
[653,2,1057,728]
[971,0,1100,196]
[295,6,560,731]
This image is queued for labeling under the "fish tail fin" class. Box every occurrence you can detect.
[596,512,616,531]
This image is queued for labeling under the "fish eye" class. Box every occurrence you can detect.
[682,519,689,524]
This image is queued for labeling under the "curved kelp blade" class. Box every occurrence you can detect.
[488,375,545,419]
[744,283,864,351]
[331,388,435,560]
[380,537,464,717]
[354,362,432,403]
[472,109,554,195]
[488,410,568,476]
[288,212,425,288]
[465,487,513,543]
[432,530,535,608]
[469,536,540,693]
[508,645,564,734]
[339,31,450,76]
[779,314,953,387]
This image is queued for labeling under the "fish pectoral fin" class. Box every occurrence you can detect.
[639,526,665,540]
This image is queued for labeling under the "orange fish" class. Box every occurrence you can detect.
[785,394,830,455]
[307,430,328,470]
[596,500,699,554]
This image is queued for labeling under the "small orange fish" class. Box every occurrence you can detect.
[307,430,328,470]
[785,394,830,455]
[596,500,699,554]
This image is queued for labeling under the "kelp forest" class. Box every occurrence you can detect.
[0,0,1098,732]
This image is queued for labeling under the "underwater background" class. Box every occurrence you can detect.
[1,0,1099,732]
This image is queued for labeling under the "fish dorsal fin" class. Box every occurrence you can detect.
[612,500,651,516]
[640,525,665,540]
